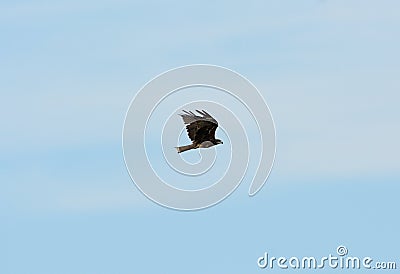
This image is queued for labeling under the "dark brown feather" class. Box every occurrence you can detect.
[186,120,217,145]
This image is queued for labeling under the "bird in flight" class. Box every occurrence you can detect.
[176,110,223,153]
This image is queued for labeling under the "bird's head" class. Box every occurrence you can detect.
[215,139,223,145]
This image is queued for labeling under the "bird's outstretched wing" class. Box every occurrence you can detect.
[179,110,218,125]
[179,110,218,143]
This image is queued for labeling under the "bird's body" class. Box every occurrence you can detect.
[176,110,223,153]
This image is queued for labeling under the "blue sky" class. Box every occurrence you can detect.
[1,1,399,273]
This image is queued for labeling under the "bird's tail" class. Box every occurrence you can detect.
[175,143,196,153]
